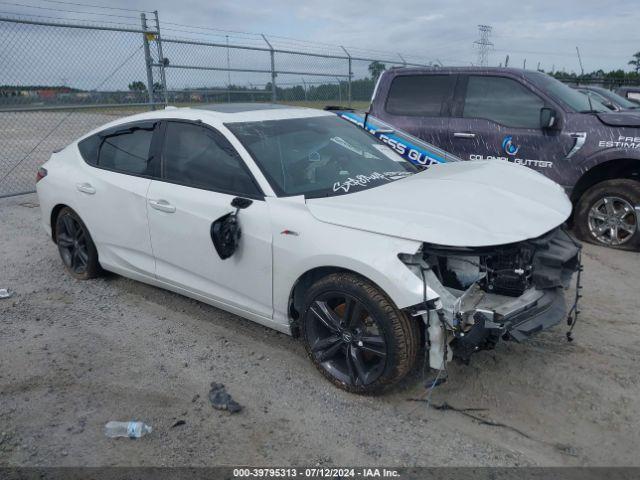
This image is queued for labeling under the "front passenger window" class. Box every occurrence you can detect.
[162,122,261,196]
[463,76,544,128]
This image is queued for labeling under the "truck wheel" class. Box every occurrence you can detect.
[55,207,102,279]
[574,179,640,250]
[301,273,420,395]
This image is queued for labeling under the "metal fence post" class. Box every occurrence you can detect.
[262,34,277,103]
[140,13,155,109]
[340,46,352,107]
[153,10,169,106]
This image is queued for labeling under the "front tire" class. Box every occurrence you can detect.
[301,273,420,395]
[574,179,640,250]
[54,207,101,280]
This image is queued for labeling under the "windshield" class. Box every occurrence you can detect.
[590,87,639,109]
[524,71,608,113]
[226,115,418,198]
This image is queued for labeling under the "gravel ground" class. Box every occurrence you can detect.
[1,193,639,467]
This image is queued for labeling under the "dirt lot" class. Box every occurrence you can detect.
[1,193,639,467]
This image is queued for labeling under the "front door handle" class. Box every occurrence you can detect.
[148,199,176,213]
[76,182,96,195]
[453,132,476,139]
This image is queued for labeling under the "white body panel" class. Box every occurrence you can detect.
[36,105,574,336]
[307,160,572,247]
[147,180,273,319]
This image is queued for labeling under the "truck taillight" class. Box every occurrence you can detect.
[36,167,48,183]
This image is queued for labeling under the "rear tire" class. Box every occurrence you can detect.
[54,207,101,280]
[574,179,640,250]
[300,273,420,395]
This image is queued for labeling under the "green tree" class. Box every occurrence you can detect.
[628,52,640,74]
[368,61,386,81]
[128,81,147,91]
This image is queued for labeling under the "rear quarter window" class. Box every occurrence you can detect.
[78,135,100,166]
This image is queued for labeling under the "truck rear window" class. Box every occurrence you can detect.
[385,75,453,116]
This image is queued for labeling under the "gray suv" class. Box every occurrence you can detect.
[368,67,640,250]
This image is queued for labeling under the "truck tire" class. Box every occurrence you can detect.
[574,179,640,250]
[301,272,420,394]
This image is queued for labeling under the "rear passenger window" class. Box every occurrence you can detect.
[385,75,453,116]
[98,127,155,175]
[162,122,261,196]
[463,76,544,128]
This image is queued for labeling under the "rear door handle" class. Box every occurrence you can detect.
[453,132,476,139]
[76,182,96,195]
[148,199,176,213]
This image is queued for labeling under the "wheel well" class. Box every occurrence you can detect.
[571,159,640,205]
[287,266,423,340]
[50,204,68,242]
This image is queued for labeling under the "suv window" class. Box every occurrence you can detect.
[162,121,261,196]
[385,75,452,116]
[463,76,544,128]
[98,126,155,175]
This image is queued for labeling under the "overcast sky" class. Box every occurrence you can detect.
[1,0,638,90]
[123,0,637,72]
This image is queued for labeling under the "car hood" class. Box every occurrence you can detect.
[596,111,640,127]
[305,160,572,247]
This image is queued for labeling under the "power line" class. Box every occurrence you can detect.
[37,0,152,13]
[0,9,142,27]
[0,1,140,19]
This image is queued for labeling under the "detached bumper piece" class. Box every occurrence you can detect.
[425,228,582,364]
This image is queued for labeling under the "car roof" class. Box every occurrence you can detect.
[165,103,332,123]
[81,103,333,138]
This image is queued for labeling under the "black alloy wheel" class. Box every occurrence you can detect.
[55,207,101,279]
[306,293,388,387]
[301,273,420,394]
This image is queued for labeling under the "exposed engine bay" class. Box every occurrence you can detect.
[426,228,579,297]
[401,228,582,368]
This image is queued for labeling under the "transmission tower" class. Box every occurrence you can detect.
[474,24,493,67]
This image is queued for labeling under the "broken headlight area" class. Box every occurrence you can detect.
[406,227,582,367]
[424,227,580,297]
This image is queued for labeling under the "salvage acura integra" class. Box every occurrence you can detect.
[36,104,581,394]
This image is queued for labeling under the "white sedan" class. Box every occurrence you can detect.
[36,104,581,394]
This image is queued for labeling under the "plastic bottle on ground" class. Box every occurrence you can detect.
[104,421,152,439]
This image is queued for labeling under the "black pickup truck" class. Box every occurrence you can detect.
[337,67,640,250]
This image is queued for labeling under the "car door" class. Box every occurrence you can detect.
[146,120,272,318]
[377,73,455,156]
[74,120,160,278]
[447,75,574,180]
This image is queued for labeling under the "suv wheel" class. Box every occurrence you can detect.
[574,179,640,250]
[301,273,420,394]
[55,207,102,279]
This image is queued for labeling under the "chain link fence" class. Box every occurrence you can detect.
[0,12,429,198]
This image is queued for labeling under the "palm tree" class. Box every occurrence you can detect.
[629,52,640,74]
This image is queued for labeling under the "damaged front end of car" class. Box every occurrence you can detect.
[401,227,582,369]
